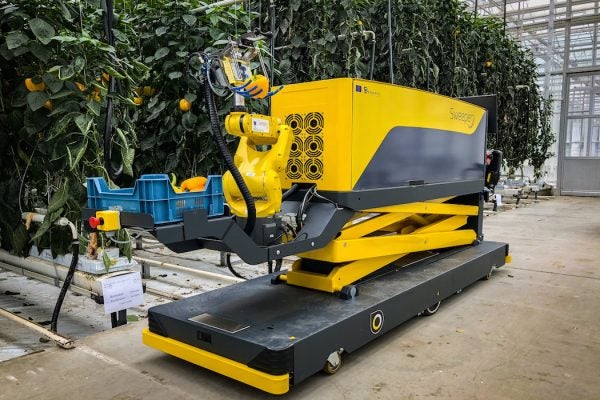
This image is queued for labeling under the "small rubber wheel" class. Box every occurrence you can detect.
[339,285,359,300]
[423,301,441,316]
[323,352,342,375]
[482,266,495,280]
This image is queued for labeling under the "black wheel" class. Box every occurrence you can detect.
[482,266,495,280]
[225,253,283,280]
[323,350,343,375]
[339,285,359,300]
[270,273,285,285]
[422,301,441,316]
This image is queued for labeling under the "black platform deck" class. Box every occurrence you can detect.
[148,241,508,385]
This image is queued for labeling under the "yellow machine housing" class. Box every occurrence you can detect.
[271,78,486,193]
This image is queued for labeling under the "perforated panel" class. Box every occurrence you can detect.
[285,112,324,182]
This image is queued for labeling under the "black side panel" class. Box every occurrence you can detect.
[354,120,487,190]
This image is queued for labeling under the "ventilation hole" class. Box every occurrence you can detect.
[290,136,303,158]
[286,159,303,180]
[304,135,323,157]
[304,112,324,134]
[285,114,303,135]
[304,158,323,180]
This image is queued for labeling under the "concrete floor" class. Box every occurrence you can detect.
[1,196,599,399]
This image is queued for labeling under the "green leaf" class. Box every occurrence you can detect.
[67,139,88,171]
[47,100,80,116]
[58,65,75,80]
[182,112,197,131]
[28,42,52,63]
[0,43,13,60]
[27,92,49,111]
[43,73,64,93]
[24,108,51,134]
[51,35,78,43]
[167,71,183,80]
[102,250,111,272]
[29,206,63,243]
[86,100,101,116]
[12,224,29,256]
[184,93,197,103]
[154,47,170,60]
[6,31,29,50]
[49,90,76,100]
[183,15,197,26]
[120,230,132,261]
[74,114,93,134]
[29,18,56,45]
[121,146,135,177]
[47,179,70,214]
[155,26,168,36]
[103,65,125,79]
[73,56,86,73]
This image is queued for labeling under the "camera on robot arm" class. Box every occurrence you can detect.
[186,29,283,100]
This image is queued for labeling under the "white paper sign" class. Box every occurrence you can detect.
[101,272,144,314]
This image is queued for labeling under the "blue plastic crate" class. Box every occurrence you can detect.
[86,174,224,224]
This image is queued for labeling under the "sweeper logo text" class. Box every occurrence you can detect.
[450,108,475,129]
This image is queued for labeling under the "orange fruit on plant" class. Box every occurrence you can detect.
[179,98,192,112]
[25,78,46,92]
[90,87,102,102]
[43,100,52,111]
[75,82,86,92]
[143,86,156,96]
[133,97,143,105]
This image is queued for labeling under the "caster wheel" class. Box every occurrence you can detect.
[339,285,359,300]
[482,266,495,280]
[323,349,343,375]
[422,301,441,316]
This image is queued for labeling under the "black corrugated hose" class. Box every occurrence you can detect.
[202,67,256,235]
[102,0,123,180]
[50,241,79,332]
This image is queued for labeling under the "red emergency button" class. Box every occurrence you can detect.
[88,216,103,229]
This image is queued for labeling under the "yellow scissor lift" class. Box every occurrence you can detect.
[284,199,480,295]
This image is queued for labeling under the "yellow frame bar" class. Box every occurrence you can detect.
[142,329,290,395]
[364,202,479,216]
[285,254,402,292]
[299,229,476,263]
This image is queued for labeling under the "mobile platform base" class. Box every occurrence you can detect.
[143,240,509,395]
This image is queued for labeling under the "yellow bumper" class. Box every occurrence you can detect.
[142,329,290,395]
